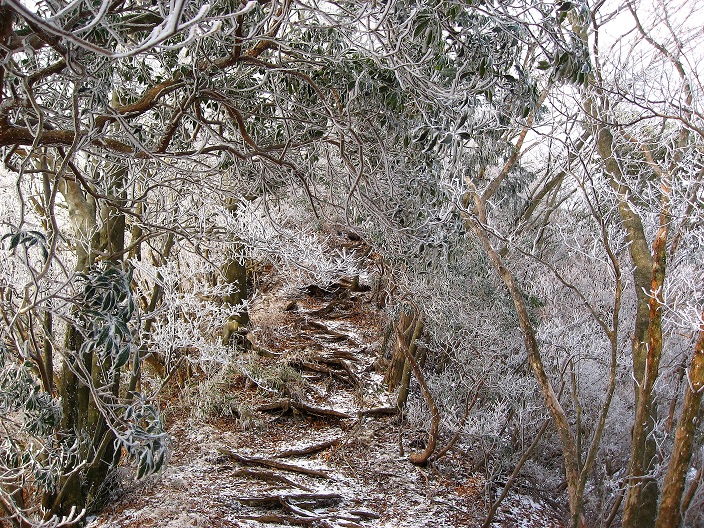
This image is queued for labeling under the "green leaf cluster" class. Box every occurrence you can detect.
[77,262,136,372]
[2,229,49,262]
[0,345,62,439]
[122,395,170,479]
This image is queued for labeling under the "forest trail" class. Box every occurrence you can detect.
[86,256,562,528]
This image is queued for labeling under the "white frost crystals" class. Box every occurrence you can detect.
[3,0,227,59]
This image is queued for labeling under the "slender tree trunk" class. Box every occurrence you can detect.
[655,310,704,528]
[396,314,424,410]
[464,199,584,527]
[39,152,54,395]
[385,310,416,391]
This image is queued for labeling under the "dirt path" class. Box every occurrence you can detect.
[87,272,563,528]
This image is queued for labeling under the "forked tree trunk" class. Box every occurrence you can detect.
[385,310,416,392]
[396,315,424,411]
[620,117,682,527]
[593,125,660,528]
[571,6,663,514]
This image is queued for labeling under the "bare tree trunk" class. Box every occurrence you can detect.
[385,310,416,391]
[655,310,704,528]
[222,247,249,324]
[396,314,424,411]
[222,202,249,345]
[463,197,584,527]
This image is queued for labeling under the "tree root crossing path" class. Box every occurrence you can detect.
[88,268,562,528]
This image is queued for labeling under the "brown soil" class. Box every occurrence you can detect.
[87,258,564,528]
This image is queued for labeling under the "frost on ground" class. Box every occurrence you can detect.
[491,493,564,528]
[86,257,564,528]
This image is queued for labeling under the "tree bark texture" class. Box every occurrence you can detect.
[385,310,416,392]
[655,310,704,528]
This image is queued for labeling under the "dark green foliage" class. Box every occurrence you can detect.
[0,262,169,525]
[2,230,49,262]
[77,263,136,373]
[122,395,170,480]
[0,350,61,438]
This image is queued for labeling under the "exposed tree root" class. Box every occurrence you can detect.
[295,360,356,387]
[300,284,340,298]
[303,320,356,343]
[256,398,352,420]
[217,447,330,478]
[307,299,344,317]
[349,509,381,519]
[299,354,362,387]
[237,514,324,526]
[331,349,358,360]
[237,492,343,506]
[275,438,341,458]
[237,492,362,527]
[232,468,312,491]
[358,406,398,417]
